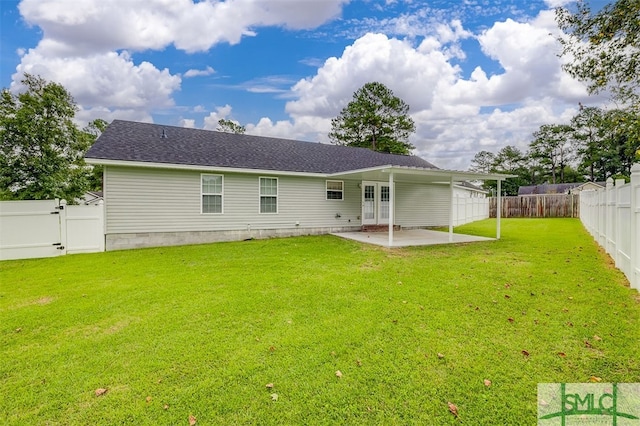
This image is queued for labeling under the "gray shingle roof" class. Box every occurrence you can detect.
[517,182,604,195]
[458,181,487,192]
[85,120,438,174]
[518,184,578,195]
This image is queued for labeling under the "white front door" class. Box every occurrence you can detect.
[362,181,390,225]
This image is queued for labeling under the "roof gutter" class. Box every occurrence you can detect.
[328,165,516,181]
[85,158,328,178]
[86,159,516,182]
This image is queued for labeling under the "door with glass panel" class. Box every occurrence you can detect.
[378,184,390,224]
[362,182,390,225]
[362,183,376,225]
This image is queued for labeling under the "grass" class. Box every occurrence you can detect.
[1,218,639,424]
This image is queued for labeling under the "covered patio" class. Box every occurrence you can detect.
[328,165,513,248]
[332,228,494,247]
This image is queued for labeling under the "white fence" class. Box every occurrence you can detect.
[453,196,489,226]
[580,163,640,291]
[0,199,105,261]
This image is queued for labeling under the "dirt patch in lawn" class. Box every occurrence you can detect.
[66,317,141,338]
[11,296,57,310]
[359,260,382,271]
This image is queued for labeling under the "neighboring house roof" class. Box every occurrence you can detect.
[457,181,488,193]
[518,183,581,195]
[80,191,103,205]
[572,182,606,192]
[86,120,438,174]
[518,182,606,195]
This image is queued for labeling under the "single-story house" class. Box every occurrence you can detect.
[85,120,511,250]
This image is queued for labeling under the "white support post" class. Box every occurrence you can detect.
[449,176,454,242]
[631,164,640,290]
[388,172,395,247]
[496,180,502,239]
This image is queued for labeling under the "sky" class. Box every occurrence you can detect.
[0,0,611,171]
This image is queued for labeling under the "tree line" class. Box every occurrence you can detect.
[471,0,640,195]
[470,104,639,195]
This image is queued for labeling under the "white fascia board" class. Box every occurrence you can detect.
[86,158,515,181]
[85,158,328,178]
[328,165,515,182]
[384,166,516,181]
[326,165,394,177]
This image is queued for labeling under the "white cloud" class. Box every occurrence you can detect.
[299,57,326,68]
[180,118,195,128]
[286,32,463,118]
[12,0,348,126]
[246,115,331,142]
[183,66,215,78]
[17,0,348,54]
[436,19,472,44]
[246,117,298,139]
[76,106,153,126]
[275,12,593,170]
[412,99,579,171]
[15,49,180,109]
[203,104,233,130]
[242,76,296,94]
[11,0,600,171]
[543,0,573,7]
[12,47,180,126]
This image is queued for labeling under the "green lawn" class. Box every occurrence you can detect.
[1,219,638,424]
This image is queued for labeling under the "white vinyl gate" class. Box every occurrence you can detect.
[0,199,105,261]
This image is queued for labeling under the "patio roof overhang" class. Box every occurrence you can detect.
[328,165,516,247]
[327,165,515,183]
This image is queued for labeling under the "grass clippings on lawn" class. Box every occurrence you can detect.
[1,218,638,424]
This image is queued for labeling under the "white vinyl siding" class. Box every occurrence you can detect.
[103,166,362,234]
[326,180,344,200]
[394,182,450,227]
[259,177,278,214]
[201,174,223,214]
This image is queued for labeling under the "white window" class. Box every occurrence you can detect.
[201,174,223,214]
[259,177,278,213]
[326,180,344,200]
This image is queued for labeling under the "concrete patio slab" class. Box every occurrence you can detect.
[331,229,494,247]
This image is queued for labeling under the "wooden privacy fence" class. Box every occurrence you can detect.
[580,164,640,291]
[489,194,580,218]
